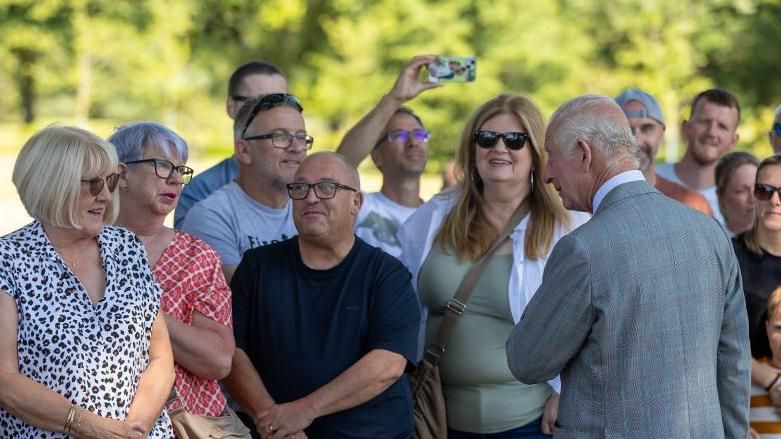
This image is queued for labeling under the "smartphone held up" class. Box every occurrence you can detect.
[426,56,476,83]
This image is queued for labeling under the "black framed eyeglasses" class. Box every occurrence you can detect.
[755,183,781,201]
[474,129,529,151]
[287,182,358,200]
[243,132,314,150]
[240,93,304,138]
[773,122,781,137]
[81,173,120,196]
[125,158,194,184]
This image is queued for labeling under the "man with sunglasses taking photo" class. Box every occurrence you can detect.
[181,93,310,284]
[337,54,442,258]
[224,152,420,438]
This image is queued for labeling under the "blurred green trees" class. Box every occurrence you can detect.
[1,0,780,166]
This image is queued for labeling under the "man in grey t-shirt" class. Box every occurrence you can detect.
[182,93,312,283]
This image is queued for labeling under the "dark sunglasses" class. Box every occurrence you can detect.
[474,129,529,151]
[755,183,781,201]
[240,93,304,138]
[773,122,781,137]
[81,173,120,196]
[125,158,194,184]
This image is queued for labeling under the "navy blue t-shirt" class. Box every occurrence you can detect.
[231,236,420,438]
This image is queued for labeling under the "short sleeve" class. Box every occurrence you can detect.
[0,242,17,299]
[181,201,241,266]
[191,240,233,328]
[367,255,421,364]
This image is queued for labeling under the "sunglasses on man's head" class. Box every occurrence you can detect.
[473,130,529,151]
[773,122,781,137]
[240,93,304,138]
[81,173,120,196]
[755,183,781,201]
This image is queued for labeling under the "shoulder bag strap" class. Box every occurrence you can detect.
[423,198,531,365]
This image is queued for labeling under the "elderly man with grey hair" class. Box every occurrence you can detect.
[770,103,781,154]
[506,94,750,438]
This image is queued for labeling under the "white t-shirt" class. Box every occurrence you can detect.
[354,192,417,258]
[656,163,724,224]
[181,181,297,265]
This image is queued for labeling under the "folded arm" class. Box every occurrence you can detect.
[165,310,235,380]
[260,349,407,437]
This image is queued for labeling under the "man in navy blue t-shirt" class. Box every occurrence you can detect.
[225,152,421,438]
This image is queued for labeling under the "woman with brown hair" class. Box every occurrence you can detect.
[715,151,758,236]
[399,94,588,437]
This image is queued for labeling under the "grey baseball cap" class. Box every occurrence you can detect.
[615,88,665,127]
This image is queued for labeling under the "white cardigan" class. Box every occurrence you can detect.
[397,188,590,393]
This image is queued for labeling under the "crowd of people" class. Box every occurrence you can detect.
[1,53,780,438]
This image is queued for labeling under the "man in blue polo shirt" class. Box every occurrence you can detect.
[225,152,420,438]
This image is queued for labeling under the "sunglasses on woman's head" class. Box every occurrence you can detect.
[755,183,781,201]
[473,130,529,151]
[774,122,781,137]
[81,173,120,196]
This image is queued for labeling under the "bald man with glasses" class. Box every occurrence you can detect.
[224,152,420,438]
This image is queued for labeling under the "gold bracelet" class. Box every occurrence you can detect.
[74,407,82,439]
[63,404,76,434]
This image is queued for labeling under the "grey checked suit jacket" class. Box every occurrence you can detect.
[506,180,750,438]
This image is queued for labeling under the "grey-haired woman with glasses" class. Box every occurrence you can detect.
[110,122,246,438]
[0,125,174,438]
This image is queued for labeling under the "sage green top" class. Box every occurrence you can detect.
[418,244,551,434]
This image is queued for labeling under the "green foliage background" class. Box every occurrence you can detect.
[2,0,781,172]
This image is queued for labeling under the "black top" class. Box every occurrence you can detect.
[231,236,420,438]
[733,233,781,359]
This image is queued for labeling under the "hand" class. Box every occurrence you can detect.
[81,413,145,439]
[256,400,316,438]
[541,392,559,435]
[283,432,308,439]
[771,381,781,413]
[387,54,443,103]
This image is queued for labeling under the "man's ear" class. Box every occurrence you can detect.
[575,139,592,172]
[370,147,383,171]
[235,139,252,165]
[351,190,364,215]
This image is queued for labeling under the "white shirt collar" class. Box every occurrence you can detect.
[592,170,646,212]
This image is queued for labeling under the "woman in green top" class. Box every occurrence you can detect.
[398,94,588,437]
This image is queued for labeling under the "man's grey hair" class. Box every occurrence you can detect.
[549,94,639,169]
[774,103,781,120]
[109,121,188,163]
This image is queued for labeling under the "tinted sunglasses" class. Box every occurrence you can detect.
[240,93,304,138]
[81,173,120,196]
[773,122,781,137]
[474,129,529,151]
[755,183,781,201]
